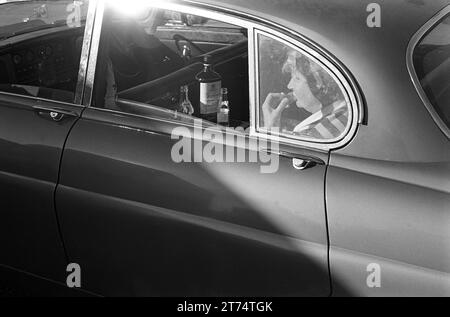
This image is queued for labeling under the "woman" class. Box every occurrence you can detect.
[262,50,349,140]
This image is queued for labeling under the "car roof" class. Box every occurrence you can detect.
[187,0,449,60]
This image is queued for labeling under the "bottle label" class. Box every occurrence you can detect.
[200,81,221,115]
[217,110,229,125]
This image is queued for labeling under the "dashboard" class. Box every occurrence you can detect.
[0,28,84,93]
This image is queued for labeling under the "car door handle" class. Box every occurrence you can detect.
[291,158,318,170]
[33,106,78,122]
[261,149,324,171]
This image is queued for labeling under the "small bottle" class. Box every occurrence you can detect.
[217,88,230,126]
[196,55,222,122]
[178,85,194,115]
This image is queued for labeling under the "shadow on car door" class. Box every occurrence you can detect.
[55,108,346,296]
[0,94,82,282]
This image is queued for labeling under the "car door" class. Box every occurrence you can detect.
[55,0,359,296]
[0,0,92,282]
[326,5,450,296]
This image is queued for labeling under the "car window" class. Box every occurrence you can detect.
[0,0,89,103]
[257,33,352,142]
[93,2,250,130]
[412,13,450,131]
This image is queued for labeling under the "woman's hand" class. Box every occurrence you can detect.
[262,93,290,128]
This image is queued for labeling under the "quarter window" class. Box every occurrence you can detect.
[257,33,352,142]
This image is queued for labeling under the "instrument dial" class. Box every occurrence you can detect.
[12,54,22,65]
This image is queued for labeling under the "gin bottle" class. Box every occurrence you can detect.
[195,55,222,122]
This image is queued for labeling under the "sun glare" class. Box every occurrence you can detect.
[108,0,164,17]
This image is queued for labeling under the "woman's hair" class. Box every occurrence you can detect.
[282,50,343,107]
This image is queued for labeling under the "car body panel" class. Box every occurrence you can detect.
[0,93,82,282]
[327,154,450,296]
[322,3,450,296]
[190,0,449,297]
[56,107,332,296]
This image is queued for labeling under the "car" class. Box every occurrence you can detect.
[0,0,449,297]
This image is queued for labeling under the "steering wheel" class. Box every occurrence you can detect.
[173,34,206,59]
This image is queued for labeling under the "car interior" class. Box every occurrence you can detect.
[0,25,85,103]
[93,8,250,128]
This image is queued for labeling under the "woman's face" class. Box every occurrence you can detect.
[287,70,316,111]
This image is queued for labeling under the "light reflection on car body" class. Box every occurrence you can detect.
[0,0,448,297]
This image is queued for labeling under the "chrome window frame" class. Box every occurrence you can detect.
[0,0,96,108]
[252,29,357,147]
[75,0,99,105]
[406,5,450,139]
[84,0,362,151]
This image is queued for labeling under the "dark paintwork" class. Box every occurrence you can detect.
[0,93,82,282]
[194,0,450,295]
[0,0,448,296]
[57,108,331,296]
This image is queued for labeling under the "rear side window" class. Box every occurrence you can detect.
[412,13,450,132]
[256,32,352,142]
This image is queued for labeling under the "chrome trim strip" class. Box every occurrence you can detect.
[116,98,225,131]
[84,103,327,155]
[74,0,98,105]
[248,25,257,139]
[406,5,450,139]
[82,0,105,106]
[0,91,85,109]
[84,0,361,151]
